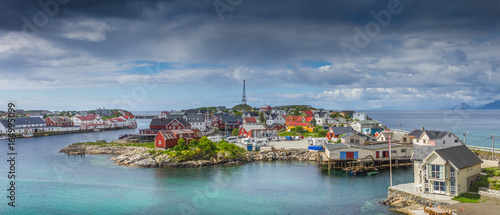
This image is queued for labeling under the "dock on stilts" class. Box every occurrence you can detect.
[318,151,412,175]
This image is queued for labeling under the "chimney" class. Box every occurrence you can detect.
[421,127,424,131]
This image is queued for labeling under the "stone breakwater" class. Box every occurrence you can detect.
[379,188,449,208]
[475,152,499,161]
[247,150,320,162]
[479,187,500,199]
[60,144,320,168]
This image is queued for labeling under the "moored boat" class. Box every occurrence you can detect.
[23,132,34,138]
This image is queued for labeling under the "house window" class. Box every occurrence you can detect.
[451,180,456,195]
[391,150,397,154]
[429,165,444,179]
[449,134,451,137]
[455,139,458,143]
[350,139,354,143]
[158,140,162,146]
[450,168,455,178]
[401,149,406,153]
[433,181,446,193]
[423,140,426,144]
[443,140,445,144]
[355,140,359,144]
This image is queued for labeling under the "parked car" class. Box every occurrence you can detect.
[225,136,238,143]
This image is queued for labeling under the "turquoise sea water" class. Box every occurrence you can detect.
[364,109,500,148]
[1,110,499,214]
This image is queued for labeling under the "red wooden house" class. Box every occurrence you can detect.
[213,115,241,131]
[243,117,257,125]
[259,105,272,112]
[45,116,74,126]
[155,129,202,148]
[268,123,286,131]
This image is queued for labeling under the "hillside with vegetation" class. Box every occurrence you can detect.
[60,137,248,168]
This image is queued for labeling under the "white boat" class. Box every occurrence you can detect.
[93,129,100,132]
[23,132,34,138]
[0,135,8,140]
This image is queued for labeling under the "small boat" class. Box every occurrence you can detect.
[93,129,100,132]
[0,135,8,140]
[367,171,379,176]
[23,132,34,138]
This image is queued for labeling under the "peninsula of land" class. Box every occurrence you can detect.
[59,138,319,168]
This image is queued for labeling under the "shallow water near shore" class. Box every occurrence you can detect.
[2,109,499,214]
[0,122,409,214]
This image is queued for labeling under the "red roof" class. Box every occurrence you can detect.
[244,117,257,123]
[121,115,134,119]
[305,117,314,122]
[292,116,303,121]
[288,122,310,126]
[75,114,98,121]
[302,110,314,117]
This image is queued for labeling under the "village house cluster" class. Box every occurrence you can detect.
[0,108,137,136]
[144,104,483,198]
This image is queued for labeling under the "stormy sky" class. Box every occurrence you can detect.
[1,0,499,111]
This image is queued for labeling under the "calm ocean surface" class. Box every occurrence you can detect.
[1,110,499,214]
[364,109,500,148]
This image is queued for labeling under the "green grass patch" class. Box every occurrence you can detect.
[482,167,500,190]
[165,137,247,162]
[278,131,300,137]
[484,167,500,177]
[452,193,481,203]
[469,175,489,192]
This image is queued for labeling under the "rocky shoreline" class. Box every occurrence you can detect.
[60,143,320,168]
[475,152,499,161]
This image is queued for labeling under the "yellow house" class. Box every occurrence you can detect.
[414,145,482,196]
[286,122,313,132]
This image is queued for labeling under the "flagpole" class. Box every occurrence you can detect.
[389,136,392,187]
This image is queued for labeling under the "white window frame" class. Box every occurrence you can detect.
[429,164,444,179]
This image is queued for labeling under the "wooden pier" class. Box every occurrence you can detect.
[318,152,412,174]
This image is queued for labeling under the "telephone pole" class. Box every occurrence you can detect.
[492,134,495,158]
[389,136,392,187]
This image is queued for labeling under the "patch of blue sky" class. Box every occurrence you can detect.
[301,61,332,68]
[118,61,226,74]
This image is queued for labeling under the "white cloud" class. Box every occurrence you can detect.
[61,19,115,42]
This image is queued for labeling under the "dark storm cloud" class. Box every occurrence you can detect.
[1,0,500,108]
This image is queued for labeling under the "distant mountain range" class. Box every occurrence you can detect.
[451,102,474,110]
[451,100,500,109]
